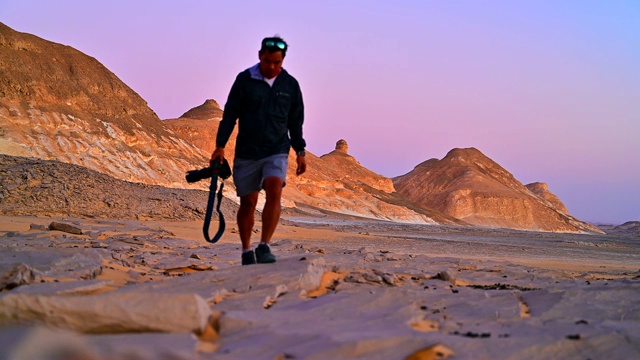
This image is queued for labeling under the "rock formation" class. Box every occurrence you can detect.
[180,99,223,120]
[163,99,226,155]
[319,139,394,193]
[0,22,208,189]
[393,148,602,234]
[335,139,349,153]
[279,139,460,224]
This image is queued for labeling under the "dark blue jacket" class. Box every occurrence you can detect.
[216,64,306,160]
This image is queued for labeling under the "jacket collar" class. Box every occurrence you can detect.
[249,63,286,81]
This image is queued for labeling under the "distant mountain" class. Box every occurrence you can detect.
[393,148,602,234]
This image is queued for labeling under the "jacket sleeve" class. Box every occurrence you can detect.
[288,80,306,153]
[215,73,244,148]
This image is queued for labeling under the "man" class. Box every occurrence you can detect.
[210,36,307,265]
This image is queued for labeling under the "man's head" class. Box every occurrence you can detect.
[258,36,288,79]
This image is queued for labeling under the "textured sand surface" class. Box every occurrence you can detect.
[1,215,639,359]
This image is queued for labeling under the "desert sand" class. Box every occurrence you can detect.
[1,214,639,360]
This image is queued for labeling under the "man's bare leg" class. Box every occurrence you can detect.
[261,176,284,244]
[238,192,259,251]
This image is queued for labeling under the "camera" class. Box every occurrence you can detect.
[185,159,232,183]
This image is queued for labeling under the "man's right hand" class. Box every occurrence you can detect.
[210,147,225,167]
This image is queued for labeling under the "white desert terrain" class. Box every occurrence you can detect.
[1,214,639,360]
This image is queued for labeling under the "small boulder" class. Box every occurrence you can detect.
[48,222,83,235]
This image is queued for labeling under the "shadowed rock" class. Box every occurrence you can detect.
[48,222,82,235]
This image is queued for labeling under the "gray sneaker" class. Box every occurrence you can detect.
[255,243,276,264]
[241,250,256,265]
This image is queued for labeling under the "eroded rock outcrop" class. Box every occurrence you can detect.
[393,148,602,234]
[320,139,394,193]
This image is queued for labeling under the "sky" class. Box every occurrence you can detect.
[2,0,639,224]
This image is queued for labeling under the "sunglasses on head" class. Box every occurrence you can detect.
[263,40,287,50]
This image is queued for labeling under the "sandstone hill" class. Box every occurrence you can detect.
[0,22,208,189]
[393,148,603,234]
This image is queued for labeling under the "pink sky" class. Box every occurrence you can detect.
[3,0,639,224]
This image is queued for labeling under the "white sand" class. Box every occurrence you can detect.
[1,215,639,359]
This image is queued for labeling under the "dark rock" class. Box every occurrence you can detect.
[29,224,48,231]
[48,222,83,235]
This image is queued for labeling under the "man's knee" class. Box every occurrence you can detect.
[240,193,259,209]
[263,177,284,197]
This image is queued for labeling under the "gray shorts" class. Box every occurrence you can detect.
[233,154,288,197]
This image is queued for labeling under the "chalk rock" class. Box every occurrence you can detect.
[1,263,44,290]
[9,279,113,295]
[299,258,327,293]
[0,292,211,334]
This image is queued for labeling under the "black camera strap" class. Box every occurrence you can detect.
[203,174,226,243]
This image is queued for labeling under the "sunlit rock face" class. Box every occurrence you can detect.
[393,148,603,234]
[526,182,569,214]
[0,22,208,190]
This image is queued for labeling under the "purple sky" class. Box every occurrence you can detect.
[3,0,639,224]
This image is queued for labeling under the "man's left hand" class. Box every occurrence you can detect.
[296,155,307,175]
